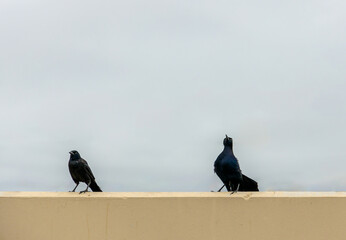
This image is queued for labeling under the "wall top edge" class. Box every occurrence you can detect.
[0,192,346,198]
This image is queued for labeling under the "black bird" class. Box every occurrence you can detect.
[68,150,102,193]
[214,135,243,193]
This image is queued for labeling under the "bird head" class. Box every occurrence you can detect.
[223,134,233,147]
[69,150,81,159]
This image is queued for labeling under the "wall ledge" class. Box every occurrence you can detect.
[1,191,346,198]
[1,191,346,240]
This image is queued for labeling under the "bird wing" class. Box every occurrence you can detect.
[80,159,96,180]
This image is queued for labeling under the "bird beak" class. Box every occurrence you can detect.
[69,151,73,155]
[225,134,228,138]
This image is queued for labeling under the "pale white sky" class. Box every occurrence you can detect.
[0,0,345,192]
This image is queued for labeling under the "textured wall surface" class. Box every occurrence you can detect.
[0,192,345,240]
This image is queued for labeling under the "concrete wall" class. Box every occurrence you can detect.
[0,192,345,240]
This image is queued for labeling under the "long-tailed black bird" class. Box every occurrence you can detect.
[214,135,258,193]
[68,150,102,193]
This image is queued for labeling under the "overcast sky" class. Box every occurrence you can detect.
[0,0,345,192]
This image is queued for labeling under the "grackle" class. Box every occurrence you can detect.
[214,135,259,193]
[68,150,102,193]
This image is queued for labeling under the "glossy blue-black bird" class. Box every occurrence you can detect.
[214,135,243,193]
[68,150,102,193]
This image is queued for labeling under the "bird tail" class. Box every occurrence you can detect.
[239,174,259,191]
[90,180,102,192]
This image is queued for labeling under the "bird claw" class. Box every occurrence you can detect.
[79,190,89,194]
[230,183,240,195]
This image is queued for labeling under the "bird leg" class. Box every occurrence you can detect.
[211,185,225,192]
[79,181,91,194]
[217,185,225,192]
[70,182,79,192]
[230,183,240,195]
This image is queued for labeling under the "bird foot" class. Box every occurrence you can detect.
[79,190,89,194]
[230,184,240,195]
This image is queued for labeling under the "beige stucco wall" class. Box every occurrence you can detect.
[0,192,345,240]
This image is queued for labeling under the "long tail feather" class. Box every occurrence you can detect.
[239,174,259,191]
[90,180,102,192]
